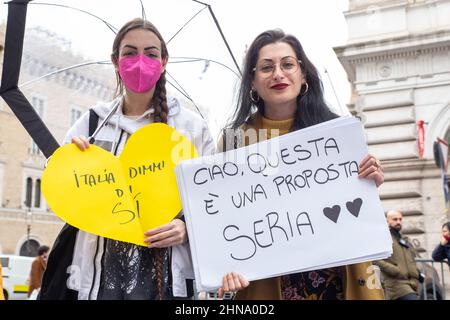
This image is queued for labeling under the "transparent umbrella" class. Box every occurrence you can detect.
[1,0,350,159]
[1,0,243,159]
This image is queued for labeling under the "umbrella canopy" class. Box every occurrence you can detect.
[0,0,350,158]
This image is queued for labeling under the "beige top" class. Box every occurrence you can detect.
[244,112,294,140]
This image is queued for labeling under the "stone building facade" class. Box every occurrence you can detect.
[335,0,450,295]
[0,25,115,255]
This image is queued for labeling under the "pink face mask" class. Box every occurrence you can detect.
[118,53,162,93]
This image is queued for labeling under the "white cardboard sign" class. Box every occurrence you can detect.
[176,117,392,292]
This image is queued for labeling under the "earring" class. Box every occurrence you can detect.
[250,88,260,103]
[302,82,309,95]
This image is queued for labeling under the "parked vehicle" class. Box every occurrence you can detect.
[1,255,34,300]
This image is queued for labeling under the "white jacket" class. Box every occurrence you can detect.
[63,96,215,299]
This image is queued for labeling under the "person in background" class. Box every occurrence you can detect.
[431,222,450,266]
[374,210,423,300]
[28,245,50,298]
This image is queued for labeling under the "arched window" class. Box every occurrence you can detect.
[34,179,41,208]
[19,239,40,257]
[25,177,33,208]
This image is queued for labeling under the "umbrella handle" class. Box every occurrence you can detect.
[88,99,120,144]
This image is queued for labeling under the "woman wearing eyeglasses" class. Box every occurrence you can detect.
[217,29,385,300]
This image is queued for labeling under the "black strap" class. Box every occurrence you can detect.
[222,128,238,151]
[88,109,99,137]
[222,129,227,151]
[113,130,124,156]
[39,224,79,300]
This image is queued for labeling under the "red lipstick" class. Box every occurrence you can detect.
[270,83,289,90]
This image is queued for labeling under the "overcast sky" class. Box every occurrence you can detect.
[1,0,351,138]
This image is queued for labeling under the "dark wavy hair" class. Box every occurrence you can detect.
[443,222,450,231]
[111,18,169,124]
[228,29,338,131]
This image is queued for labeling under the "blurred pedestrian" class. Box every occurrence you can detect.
[374,211,423,300]
[432,222,450,265]
[28,245,49,298]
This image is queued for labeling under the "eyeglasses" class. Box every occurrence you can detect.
[253,57,302,78]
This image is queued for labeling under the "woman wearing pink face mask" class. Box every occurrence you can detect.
[39,18,215,300]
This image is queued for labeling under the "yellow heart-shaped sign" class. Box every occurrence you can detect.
[42,123,197,246]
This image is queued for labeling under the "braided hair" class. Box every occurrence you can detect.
[152,73,168,123]
[153,248,166,300]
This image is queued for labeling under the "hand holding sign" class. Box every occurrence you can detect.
[175,117,392,292]
[42,123,197,246]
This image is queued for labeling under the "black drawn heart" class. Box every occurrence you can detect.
[323,205,341,223]
[346,198,363,217]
